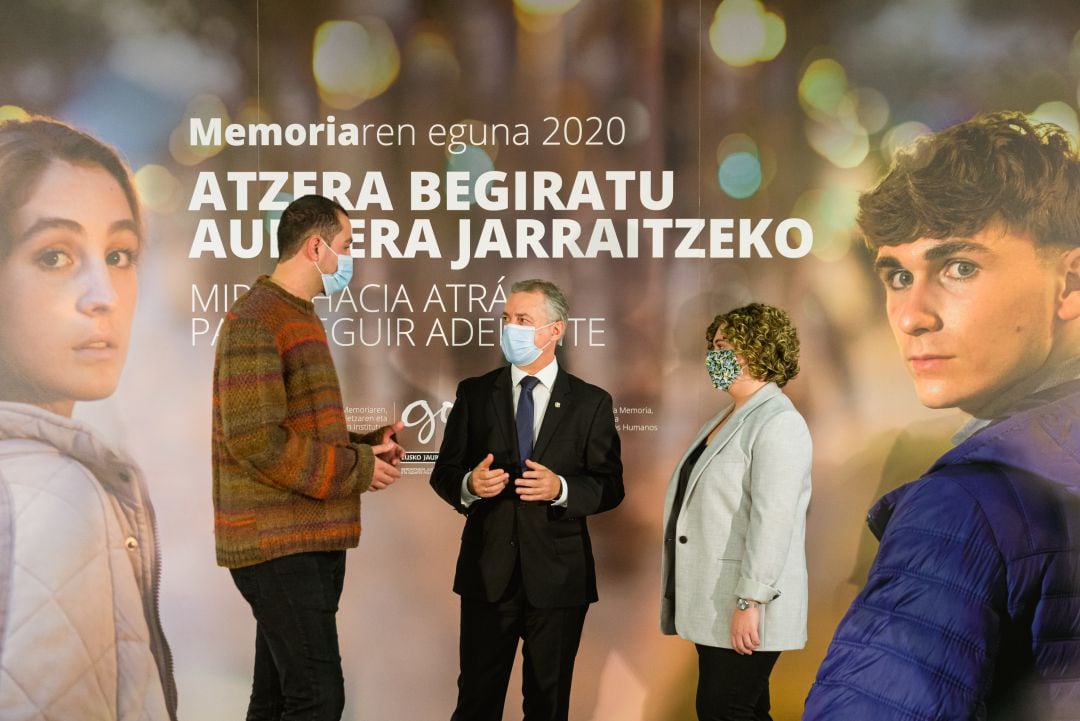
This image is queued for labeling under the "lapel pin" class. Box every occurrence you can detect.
[554,401,562,408]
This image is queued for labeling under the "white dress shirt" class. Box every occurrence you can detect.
[460,358,569,506]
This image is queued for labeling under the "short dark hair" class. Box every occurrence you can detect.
[858,111,1080,250]
[277,195,348,261]
[707,303,800,387]
[0,117,139,260]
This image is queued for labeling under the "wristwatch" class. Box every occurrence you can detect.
[736,597,760,611]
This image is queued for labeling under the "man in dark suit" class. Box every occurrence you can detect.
[431,278,624,721]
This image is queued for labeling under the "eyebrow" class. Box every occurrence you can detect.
[921,240,990,261]
[19,217,140,243]
[20,217,81,241]
[874,239,992,272]
[873,255,902,272]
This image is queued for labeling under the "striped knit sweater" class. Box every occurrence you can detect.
[212,275,377,568]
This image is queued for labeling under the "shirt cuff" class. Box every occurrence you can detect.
[734,576,780,603]
[460,472,480,507]
[551,476,569,506]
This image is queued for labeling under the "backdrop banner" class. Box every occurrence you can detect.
[2,1,1078,719]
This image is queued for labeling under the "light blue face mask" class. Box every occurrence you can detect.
[501,322,555,367]
[313,238,353,296]
[706,348,742,391]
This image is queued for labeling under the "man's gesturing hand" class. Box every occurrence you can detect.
[376,421,406,466]
[515,459,561,502]
[467,453,509,498]
[368,441,403,491]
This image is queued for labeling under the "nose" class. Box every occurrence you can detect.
[891,281,942,336]
[75,259,118,316]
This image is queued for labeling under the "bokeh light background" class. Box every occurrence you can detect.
[3,0,1079,718]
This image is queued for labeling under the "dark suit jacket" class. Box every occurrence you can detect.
[430,365,624,608]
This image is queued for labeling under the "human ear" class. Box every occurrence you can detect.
[1057,247,1080,321]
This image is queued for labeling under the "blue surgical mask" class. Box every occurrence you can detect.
[501,322,555,367]
[706,349,742,391]
[313,239,353,296]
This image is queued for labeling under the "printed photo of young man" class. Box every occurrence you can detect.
[804,112,1080,720]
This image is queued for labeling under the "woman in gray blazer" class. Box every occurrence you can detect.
[661,303,812,721]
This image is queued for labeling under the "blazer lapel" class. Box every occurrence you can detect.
[682,383,782,503]
[531,368,571,460]
[489,367,515,454]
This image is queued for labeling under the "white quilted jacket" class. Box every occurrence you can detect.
[0,403,177,720]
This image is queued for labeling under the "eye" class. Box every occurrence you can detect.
[944,260,978,280]
[37,248,74,269]
[106,248,138,268]
[884,269,914,290]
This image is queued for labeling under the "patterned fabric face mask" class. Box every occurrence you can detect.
[706,349,742,391]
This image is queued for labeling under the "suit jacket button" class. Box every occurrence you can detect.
[678,535,687,544]
[510,539,517,546]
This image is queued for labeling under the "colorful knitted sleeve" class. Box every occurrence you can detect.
[216,317,373,499]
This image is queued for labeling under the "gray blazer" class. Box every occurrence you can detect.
[660,383,812,651]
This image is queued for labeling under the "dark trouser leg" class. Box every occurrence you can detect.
[520,603,588,721]
[755,672,772,721]
[246,622,285,719]
[450,592,523,721]
[230,551,347,721]
[694,645,780,721]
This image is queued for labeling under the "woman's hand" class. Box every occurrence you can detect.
[730,605,761,655]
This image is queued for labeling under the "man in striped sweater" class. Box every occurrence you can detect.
[212,194,404,721]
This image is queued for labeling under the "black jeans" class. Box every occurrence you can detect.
[230,551,347,721]
[695,644,781,721]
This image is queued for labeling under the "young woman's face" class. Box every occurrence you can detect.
[0,160,139,416]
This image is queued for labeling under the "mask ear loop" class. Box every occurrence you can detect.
[312,237,335,274]
[537,320,559,350]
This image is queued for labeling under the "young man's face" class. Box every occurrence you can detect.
[875,222,1061,414]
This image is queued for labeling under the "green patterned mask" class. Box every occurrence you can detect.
[706,349,741,391]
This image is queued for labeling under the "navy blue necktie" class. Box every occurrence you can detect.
[516,376,540,472]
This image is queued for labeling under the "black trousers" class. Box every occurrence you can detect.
[695,644,781,721]
[452,570,588,721]
[230,551,347,721]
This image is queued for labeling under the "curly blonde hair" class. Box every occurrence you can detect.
[707,303,800,387]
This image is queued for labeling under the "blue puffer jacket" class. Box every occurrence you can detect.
[804,381,1080,721]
